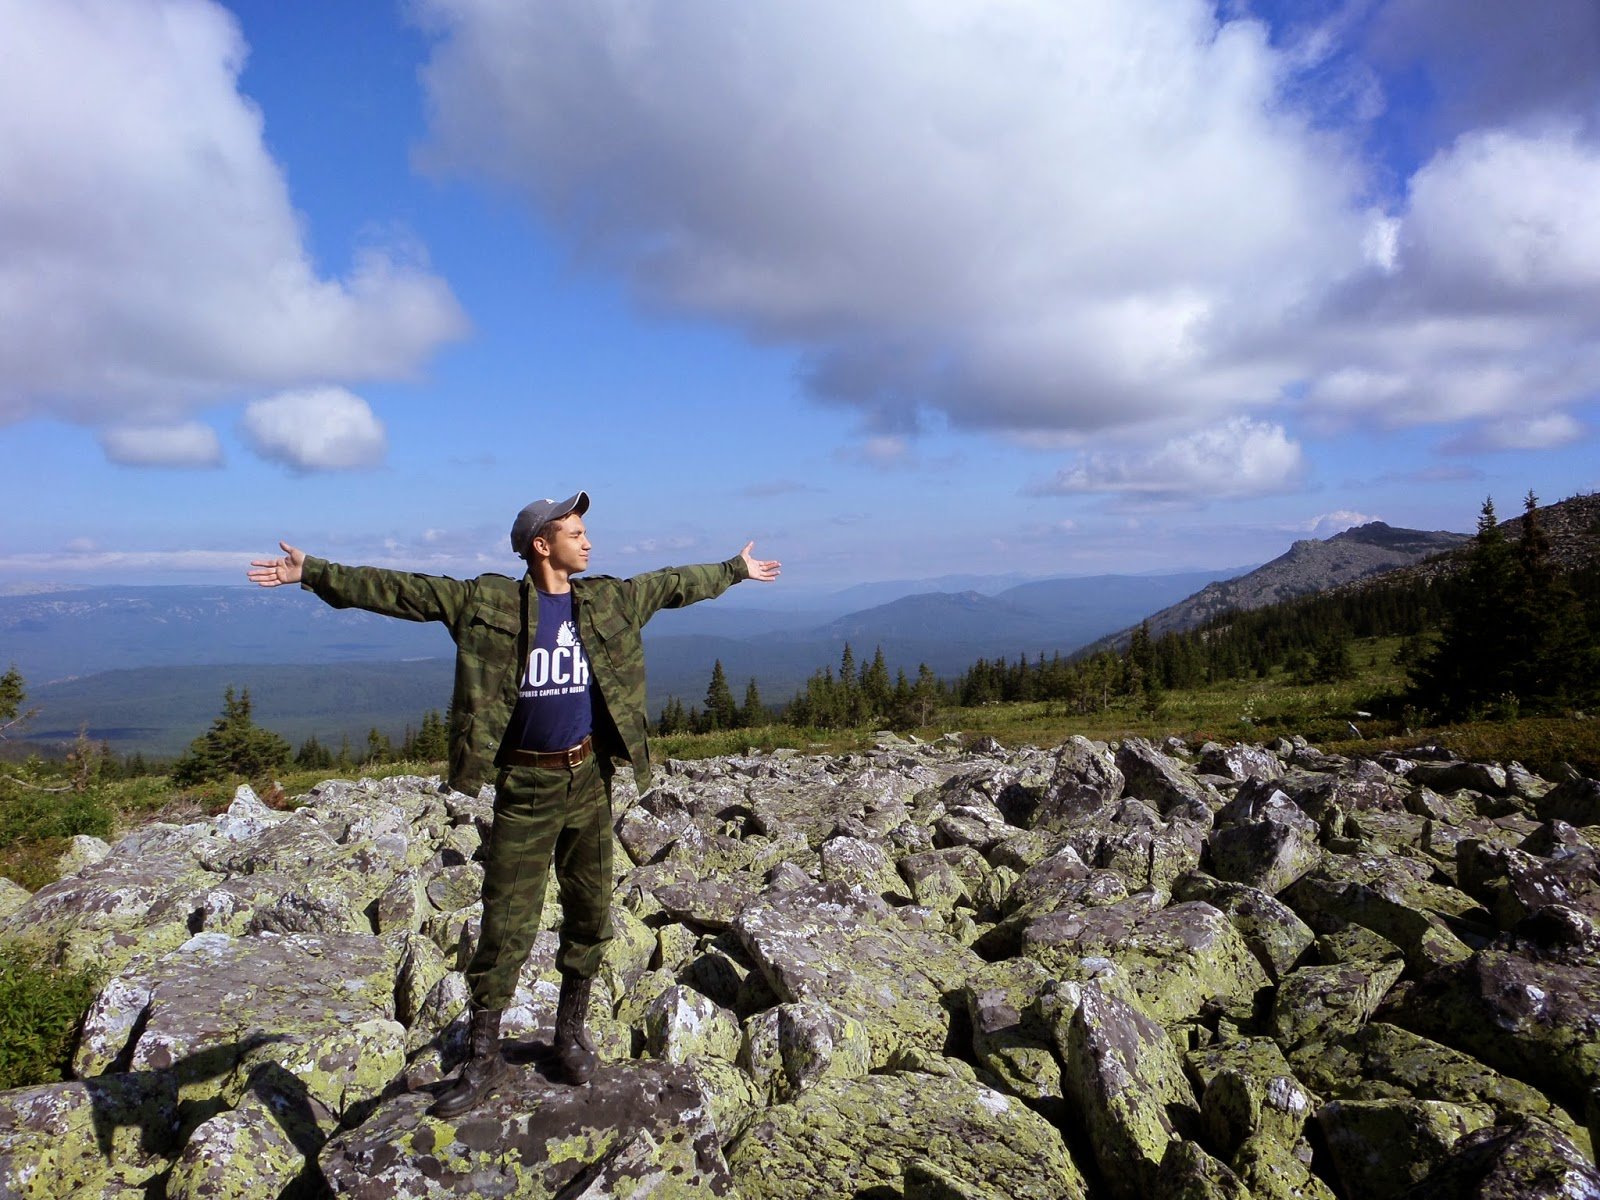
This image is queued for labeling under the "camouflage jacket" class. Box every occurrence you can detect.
[299,554,749,794]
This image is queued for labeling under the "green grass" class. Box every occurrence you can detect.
[0,943,103,1089]
[653,635,1599,779]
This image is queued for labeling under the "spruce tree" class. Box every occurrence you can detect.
[703,660,738,730]
[740,678,765,728]
[171,687,291,785]
[1410,497,1523,718]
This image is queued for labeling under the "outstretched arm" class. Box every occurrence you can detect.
[740,542,781,583]
[248,542,306,587]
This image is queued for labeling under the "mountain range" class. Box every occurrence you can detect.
[24,503,1561,758]
[3,567,1238,757]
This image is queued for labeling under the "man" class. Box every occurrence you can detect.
[248,491,780,1116]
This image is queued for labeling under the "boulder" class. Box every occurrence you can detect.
[725,1068,1087,1200]
[1153,1139,1252,1200]
[1054,981,1197,1200]
[1117,738,1217,814]
[321,1059,732,1198]
[1404,1117,1600,1199]
[74,931,404,1120]
[1208,797,1323,895]
[1023,899,1270,1024]
[1272,957,1405,1049]
[1317,1098,1492,1199]
[164,1064,336,1200]
[0,1072,179,1198]
[1387,949,1600,1109]
[1030,736,1125,831]
[739,1001,872,1103]
[733,881,981,1067]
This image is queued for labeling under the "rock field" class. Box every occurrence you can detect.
[2,730,1600,1198]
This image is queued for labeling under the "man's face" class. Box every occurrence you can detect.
[536,513,590,574]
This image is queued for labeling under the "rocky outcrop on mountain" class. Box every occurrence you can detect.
[1109,521,1471,646]
[3,732,1600,1198]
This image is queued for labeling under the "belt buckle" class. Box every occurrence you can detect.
[565,742,582,767]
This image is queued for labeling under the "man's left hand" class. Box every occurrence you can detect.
[740,542,781,582]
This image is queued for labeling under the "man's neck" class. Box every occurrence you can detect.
[531,561,572,594]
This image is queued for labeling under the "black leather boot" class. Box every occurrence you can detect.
[430,1007,512,1118]
[554,974,598,1085]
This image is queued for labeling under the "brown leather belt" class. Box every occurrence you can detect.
[499,734,593,770]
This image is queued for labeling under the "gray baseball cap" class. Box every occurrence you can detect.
[510,490,589,556]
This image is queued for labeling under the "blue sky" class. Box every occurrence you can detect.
[3,0,1597,593]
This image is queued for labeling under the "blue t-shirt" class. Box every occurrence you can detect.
[503,590,593,752]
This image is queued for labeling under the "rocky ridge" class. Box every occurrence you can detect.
[1113,521,1471,645]
[2,732,1600,1198]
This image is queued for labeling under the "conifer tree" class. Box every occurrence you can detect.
[740,678,765,728]
[171,687,291,785]
[1410,497,1527,717]
[703,660,738,730]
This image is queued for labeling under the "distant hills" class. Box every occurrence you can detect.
[3,566,1241,757]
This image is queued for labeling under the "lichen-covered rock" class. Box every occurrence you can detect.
[0,1072,179,1199]
[54,833,112,877]
[1458,838,1600,930]
[1199,742,1285,784]
[1282,868,1476,971]
[644,986,741,1064]
[725,1068,1086,1200]
[1537,777,1600,827]
[1055,981,1196,1200]
[1317,1098,1493,1199]
[1117,737,1217,814]
[740,1001,873,1103]
[1200,1065,1318,1157]
[1024,899,1269,1025]
[1029,736,1125,831]
[1387,949,1600,1109]
[1209,791,1323,894]
[819,834,911,901]
[959,958,1060,1103]
[1407,761,1511,798]
[1177,877,1316,981]
[0,877,31,921]
[76,930,404,1120]
[164,1064,336,1200]
[1271,957,1405,1048]
[1153,1139,1252,1200]
[733,881,981,1067]
[322,1059,733,1197]
[1230,1134,1336,1200]
[1295,1022,1589,1149]
[1404,1117,1600,1199]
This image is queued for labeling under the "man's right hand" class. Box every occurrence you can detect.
[248,541,306,587]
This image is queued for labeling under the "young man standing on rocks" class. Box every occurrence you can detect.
[248,491,780,1116]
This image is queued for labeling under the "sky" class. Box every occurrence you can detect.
[2,0,1598,594]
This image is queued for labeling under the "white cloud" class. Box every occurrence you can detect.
[1033,418,1306,501]
[1443,412,1587,454]
[1301,127,1600,430]
[240,387,387,471]
[415,0,1600,469]
[417,0,1369,437]
[0,0,466,432]
[99,421,223,468]
[1298,510,1378,538]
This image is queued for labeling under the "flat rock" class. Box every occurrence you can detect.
[322,1058,732,1198]
[725,1067,1086,1200]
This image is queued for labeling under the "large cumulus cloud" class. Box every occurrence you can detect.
[416,0,1600,485]
[0,0,466,450]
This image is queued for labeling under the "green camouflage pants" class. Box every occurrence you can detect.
[465,756,614,1009]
